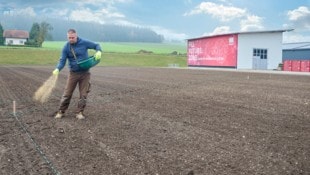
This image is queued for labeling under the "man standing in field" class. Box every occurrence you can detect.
[52,29,102,119]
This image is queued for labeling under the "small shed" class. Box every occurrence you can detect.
[3,30,29,45]
[187,29,293,70]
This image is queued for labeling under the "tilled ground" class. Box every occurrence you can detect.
[0,66,309,175]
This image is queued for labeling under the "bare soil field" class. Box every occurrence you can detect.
[0,66,309,175]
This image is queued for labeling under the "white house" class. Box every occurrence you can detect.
[3,30,29,45]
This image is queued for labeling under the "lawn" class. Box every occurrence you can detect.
[43,41,187,54]
[0,42,187,67]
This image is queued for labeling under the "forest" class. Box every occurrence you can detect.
[0,14,164,43]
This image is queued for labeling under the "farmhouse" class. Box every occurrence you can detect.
[187,29,293,70]
[3,30,29,45]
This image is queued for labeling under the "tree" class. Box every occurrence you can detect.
[29,23,40,41]
[28,21,53,47]
[37,22,53,47]
[0,23,4,45]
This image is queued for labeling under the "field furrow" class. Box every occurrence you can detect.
[0,66,309,175]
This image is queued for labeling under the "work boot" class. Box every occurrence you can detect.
[76,112,85,120]
[55,111,64,119]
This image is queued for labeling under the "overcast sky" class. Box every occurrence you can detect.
[1,0,310,42]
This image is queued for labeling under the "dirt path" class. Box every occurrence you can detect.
[0,66,310,175]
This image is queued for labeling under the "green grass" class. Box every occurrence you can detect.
[102,53,187,67]
[0,47,60,65]
[43,41,187,54]
[0,42,187,67]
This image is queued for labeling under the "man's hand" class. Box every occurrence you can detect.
[94,51,102,60]
[52,68,59,75]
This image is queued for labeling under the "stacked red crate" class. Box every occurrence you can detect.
[283,60,292,71]
[300,60,310,72]
[291,60,301,71]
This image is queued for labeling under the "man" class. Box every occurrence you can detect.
[52,29,102,119]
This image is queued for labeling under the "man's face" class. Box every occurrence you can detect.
[67,32,77,44]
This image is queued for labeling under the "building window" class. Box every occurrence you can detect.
[253,48,267,59]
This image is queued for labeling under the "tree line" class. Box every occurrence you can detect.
[41,19,164,43]
[0,15,164,45]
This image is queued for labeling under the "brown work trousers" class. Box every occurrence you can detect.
[58,71,91,113]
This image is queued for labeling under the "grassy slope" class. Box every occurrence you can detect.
[0,42,187,67]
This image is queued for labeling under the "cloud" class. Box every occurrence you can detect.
[1,0,129,21]
[240,15,264,31]
[112,19,138,26]
[98,8,125,18]
[185,1,266,35]
[69,8,105,24]
[149,26,188,41]
[184,2,247,21]
[287,6,310,20]
[287,6,310,30]
[75,0,132,6]
[283,32,310,43]
[40,8,69,18]
[7,7,36,17]
[204,26,231,36]
[69,7,125,24]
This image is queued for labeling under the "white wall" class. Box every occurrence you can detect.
[5,38,27,45]
[237,32,283,69]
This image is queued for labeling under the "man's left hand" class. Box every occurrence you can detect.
[94,51,102,60]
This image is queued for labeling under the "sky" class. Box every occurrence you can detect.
[0,0,310,42]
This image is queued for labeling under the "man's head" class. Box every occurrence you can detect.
[67,29,78,44]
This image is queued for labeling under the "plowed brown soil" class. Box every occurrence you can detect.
[0,66,309,175]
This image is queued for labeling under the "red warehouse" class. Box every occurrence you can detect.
[187,29,292,70]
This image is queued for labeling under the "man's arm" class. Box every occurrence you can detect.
[53,45,68,74]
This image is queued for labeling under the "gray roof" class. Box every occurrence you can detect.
[187,29,294,41]
[282,42,310,50]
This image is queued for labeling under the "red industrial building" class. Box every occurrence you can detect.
[187,29,292,70]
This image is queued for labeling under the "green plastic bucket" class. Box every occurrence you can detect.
[77,56,100,69]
